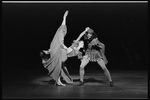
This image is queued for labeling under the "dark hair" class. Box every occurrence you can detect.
[40,51,50,61]
[84,29,97,41]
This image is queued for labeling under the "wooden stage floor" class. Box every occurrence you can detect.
[2,70,148,99]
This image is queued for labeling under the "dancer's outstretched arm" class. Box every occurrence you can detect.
[60,42,68,50]
[74,27,90,43]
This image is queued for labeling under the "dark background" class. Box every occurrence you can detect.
[2,3,148,79]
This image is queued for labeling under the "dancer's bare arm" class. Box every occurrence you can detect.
[74,27,90,43]
[60,40,68,50]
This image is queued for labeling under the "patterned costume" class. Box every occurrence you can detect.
[84,38,108,64]
[78,28,113,87]
[67,41,84,58]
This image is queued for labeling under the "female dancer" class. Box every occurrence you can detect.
[41,10,73,86]
[40,10,89,86]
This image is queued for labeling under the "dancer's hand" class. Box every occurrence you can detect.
[73,40,78,43]
[67,47,73,53]
[60,44,68,50]
[85,27,90,32]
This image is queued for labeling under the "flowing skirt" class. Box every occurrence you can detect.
[43,47,73,83]
[85,49,108,64]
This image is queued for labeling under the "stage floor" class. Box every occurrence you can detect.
[2,70,148,99]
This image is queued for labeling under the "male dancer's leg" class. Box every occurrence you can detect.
[97,59,113,86]
[79,56,89,83]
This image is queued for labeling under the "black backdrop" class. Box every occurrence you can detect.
[2,3,148,78]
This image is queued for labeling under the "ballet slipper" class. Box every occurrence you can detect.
[63,10,69,19]
[55,81,66,86]
[110,81,114,87]
[77,81,84,86]
[58,81,66,86]
[57,78,66,86]
[66,81,73,84]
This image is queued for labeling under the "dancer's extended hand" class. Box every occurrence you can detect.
[73,40,78,43]
[85,27,90,32]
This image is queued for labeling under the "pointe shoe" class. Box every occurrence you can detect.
[66,81,73,84]
[110,81,114,87]
[56,77,66,86]
[58,78,66,86]
[63,10,69,18]
[55,82,66,86]
[77,81,84,86]
[59,82,66,86]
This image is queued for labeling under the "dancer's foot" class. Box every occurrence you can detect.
[55,77,66,86]
[66,81,73,85]
[63,10,69,19]
[77,81,84,86]
[110,81,114,87]
[55,81,66,86]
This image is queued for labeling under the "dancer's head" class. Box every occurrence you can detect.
[84,28,97,40]
[40,51,50,61]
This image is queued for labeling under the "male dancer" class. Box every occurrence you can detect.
[77,28,114,87]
